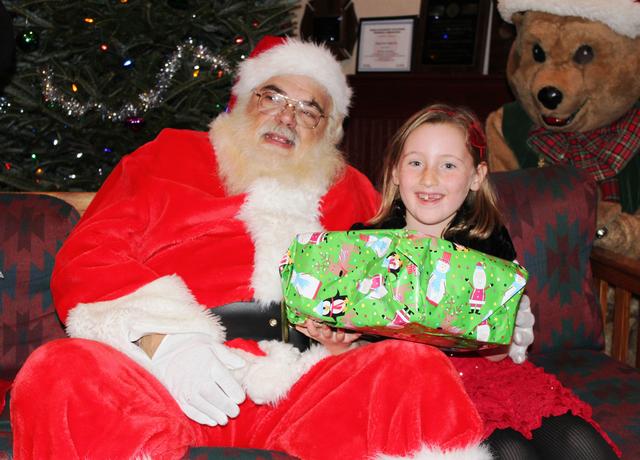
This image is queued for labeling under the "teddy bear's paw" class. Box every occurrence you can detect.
[594,211,640,259]
[239,341,330,405]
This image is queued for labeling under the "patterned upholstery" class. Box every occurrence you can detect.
[532,350,640,458]
[0,194,76,380]
[492,166,640,459]
[492,166,604,354]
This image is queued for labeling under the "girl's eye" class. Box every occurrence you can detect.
[408,160,421,167]
[443,162,456,169]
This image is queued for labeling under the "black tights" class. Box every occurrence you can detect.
[483,413,618,460]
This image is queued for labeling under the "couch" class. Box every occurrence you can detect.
[0,164,638,458]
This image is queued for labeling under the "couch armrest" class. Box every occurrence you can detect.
[35,192,94,216]
[591,247,640,367]
[8,191,95,216]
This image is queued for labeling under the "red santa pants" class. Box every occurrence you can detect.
[11,338,483,459]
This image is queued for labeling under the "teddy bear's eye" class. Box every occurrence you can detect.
[573,45,594,65]
[532,44,546,63]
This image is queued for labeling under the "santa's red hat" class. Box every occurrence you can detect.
[497,0,640,38]
[231,36,352,118]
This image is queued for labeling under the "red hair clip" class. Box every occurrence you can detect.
[468,120,487,161]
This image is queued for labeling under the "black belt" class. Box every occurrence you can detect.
[213,301,310,352]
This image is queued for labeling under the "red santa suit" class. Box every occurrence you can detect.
[10,126,489,459]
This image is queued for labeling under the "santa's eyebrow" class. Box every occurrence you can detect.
[260,84,283,94]
[258,84,324,113]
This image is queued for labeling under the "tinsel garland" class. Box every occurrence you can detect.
[40,39,234,121]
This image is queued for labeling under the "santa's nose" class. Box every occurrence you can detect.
[276,103,297,128]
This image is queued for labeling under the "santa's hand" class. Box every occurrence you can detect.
[509,294,535,364]
[150,333,246,426]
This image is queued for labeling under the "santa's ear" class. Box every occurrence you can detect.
[326,115,345,146]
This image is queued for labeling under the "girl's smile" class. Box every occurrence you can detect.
[416,192,444,203]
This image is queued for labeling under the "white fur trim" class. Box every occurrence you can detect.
[497,0,640,38]
[233,38,352,118]
[232,341,330,405]
[375,443,492,460]
[237,178,326,305]
[66,275,225,368]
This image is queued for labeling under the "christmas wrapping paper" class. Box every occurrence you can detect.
[280,230,528,350]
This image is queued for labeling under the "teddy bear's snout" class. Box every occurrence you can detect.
[537,86,563,110]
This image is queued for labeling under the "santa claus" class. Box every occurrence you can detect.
[10,37,490,459]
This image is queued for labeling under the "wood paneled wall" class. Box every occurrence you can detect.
[342,73,514,186]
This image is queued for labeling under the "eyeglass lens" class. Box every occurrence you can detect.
[257,91,323,129]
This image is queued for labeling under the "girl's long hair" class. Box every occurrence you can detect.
[369,103,504,240]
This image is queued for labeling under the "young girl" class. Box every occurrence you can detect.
[297,104,619,459]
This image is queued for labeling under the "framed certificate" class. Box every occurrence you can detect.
[356,16,417,73]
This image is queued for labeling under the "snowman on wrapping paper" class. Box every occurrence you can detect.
[468,262,489,315]
[502,268,527,305]
[426,251,452,306]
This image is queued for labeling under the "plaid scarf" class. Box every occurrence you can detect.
[527,107,640,201]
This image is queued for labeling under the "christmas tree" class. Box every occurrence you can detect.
[0,0,298,191]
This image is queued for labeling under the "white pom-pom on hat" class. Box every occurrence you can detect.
[497,0,640,38]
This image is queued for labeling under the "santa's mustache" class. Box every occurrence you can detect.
[258,122,298,145]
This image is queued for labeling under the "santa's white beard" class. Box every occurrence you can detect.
[209,108,345,196]
[209,107,347,304]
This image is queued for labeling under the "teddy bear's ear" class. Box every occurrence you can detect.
[511,12,525,30]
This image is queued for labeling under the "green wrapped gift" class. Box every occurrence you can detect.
[279,229,528,350]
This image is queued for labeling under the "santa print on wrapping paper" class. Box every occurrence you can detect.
[296,232,327,245]
[388,306,414,328]
[469,262,489,315]
[426,252,452,306]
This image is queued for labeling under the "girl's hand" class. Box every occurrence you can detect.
[295,319,361,355]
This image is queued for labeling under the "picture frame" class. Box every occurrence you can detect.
[356,16,417,73]
[414,0,492,73]
[299,0,358,61]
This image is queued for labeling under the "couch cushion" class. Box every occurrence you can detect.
[491,166,603,353]
[531,350,640,459]
[0,194,78,381]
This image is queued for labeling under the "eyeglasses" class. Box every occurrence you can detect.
[254,90,327,129]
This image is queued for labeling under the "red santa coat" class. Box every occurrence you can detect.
[51,128,380,356]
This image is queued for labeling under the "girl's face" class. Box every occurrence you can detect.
[392,122,487,237]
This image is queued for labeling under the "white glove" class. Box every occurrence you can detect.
[508,294,535,364]
[150,333,246,426]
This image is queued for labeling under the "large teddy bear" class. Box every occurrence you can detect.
[486,0,640,258]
